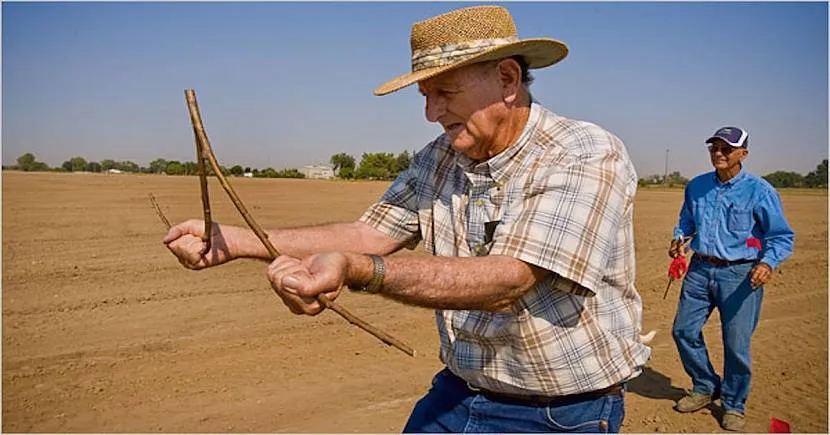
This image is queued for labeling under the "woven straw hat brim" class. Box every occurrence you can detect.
[374,38,568,96]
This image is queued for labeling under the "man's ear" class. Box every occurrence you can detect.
[496,58,522,104]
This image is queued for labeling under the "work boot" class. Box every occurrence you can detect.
[721,411,745,432]
[674,391,714,413]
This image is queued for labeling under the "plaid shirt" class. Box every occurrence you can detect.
[360,103,651,396]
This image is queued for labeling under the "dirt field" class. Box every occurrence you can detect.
[3,171,827,433]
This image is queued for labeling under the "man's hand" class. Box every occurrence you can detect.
[163,220,236,270]
[266,253,347,316]
[750,262,773,289]
[668,238,688,259]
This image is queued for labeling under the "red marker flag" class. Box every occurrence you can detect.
[769,417,791,433]
[663,256,688,299]
[668,256,688,280]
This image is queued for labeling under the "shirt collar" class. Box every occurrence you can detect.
[714,166,747,187]
[456,103,542,185]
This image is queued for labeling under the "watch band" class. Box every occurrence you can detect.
[356,254,385,294]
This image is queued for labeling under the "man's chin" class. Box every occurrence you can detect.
[450,140,470,152]
[449,139,487,160]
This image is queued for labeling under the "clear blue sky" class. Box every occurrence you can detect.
[3,2,827,177]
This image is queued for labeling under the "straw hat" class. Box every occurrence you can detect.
[374,5,569,96]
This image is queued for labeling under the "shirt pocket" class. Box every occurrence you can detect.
[727,207,752,232]
[451,309,524,339]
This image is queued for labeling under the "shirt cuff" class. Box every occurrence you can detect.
[759,257,779,270]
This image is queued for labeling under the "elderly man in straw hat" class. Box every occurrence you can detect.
[165,5,650,433]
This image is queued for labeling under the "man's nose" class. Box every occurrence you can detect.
[424,94,446,123]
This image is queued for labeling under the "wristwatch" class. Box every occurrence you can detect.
[353,254,385,294]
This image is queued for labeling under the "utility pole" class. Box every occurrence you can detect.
[664,148,670,185]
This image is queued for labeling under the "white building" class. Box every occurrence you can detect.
[299,165,334,179]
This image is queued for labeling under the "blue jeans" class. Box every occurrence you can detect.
[671,258,763,414]
[403,368,625,433]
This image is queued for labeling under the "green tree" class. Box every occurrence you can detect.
[804,159,828,188]
[166,161,185,175]
[101,159,116,171]
[763,171,805,188]
[16,153,36,171]
[276,168,306,179]
[182,161,198,175]
[356,152,397,180]
[149,159,169,174]
[86,161,102,173]
[116,161,140,173]
[257,168,278,178]
[70,157,88,172]
[61,156,88,172]
[666,171,689,187]
[338,166,355,180]
[395,150,412,173]
[230,165,244,176]
[204,165,230,176]
[330,152,356,177]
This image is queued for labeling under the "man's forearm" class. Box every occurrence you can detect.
[230,221,405,261]
[345,253,546,312]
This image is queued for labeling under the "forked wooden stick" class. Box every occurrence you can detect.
[148,193,171,229]
[193,131,213,255]
[181,89,415,357]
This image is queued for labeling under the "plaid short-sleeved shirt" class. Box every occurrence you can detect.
[360,103,651,396]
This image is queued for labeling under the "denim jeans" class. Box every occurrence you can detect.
[402,368,625,433]
[671,258,763,414]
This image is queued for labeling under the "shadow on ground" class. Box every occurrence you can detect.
[629,366,731,430]
[628,366,686,402]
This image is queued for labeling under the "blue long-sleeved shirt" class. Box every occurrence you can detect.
[673,168,794,269]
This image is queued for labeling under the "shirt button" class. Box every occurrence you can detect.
[475,199,485,206]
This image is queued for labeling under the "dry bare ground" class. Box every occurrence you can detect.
[3,172,827,433]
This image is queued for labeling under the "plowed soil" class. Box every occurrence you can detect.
[3,172,826,433]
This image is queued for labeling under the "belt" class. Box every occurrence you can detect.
[693,253,756,267]
[467,382,624,405]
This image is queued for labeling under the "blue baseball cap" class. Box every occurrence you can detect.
[705,126,749,148]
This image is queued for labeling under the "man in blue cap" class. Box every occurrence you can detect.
[668,126,795,431]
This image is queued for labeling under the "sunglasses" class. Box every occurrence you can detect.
[708,145,739,155]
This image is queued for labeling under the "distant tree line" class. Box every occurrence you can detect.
[3,150,415,181]
[638,171,690,187]
[8,151,824,188]
[638,159,828,189]
[762,159,827,188]
[4,153,306,179]
[330,151,412,180]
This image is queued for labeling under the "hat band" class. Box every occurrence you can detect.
[411,36,519,72]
